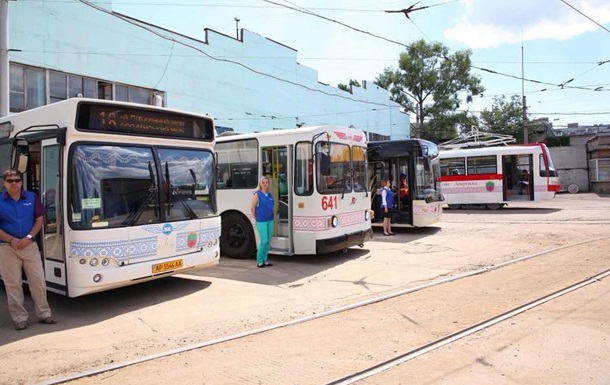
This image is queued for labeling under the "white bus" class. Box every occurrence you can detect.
[367,139,444,227]
[439,143,560,209]
[215,125,373,258]
[0,99,220,297]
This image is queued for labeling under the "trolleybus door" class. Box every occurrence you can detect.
[261,146,293,254]
[40,139,66,289]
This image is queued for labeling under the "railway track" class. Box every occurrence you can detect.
[38,236,610,385]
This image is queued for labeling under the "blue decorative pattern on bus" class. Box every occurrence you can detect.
[69,236,158,262]
[175,226,221,251]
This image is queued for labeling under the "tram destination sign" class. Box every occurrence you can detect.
[76,102,214,141]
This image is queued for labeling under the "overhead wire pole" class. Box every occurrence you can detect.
[0,0,9,117]
[522,44,528,144]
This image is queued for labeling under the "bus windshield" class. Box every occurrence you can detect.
[69,144,215,229]
[413,142,442,201]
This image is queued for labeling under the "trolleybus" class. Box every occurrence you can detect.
[215,125,373,258]
[0,98,219,297]
[367,139,444,227]
[439,143,560,209]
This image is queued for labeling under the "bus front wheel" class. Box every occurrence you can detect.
[221,212,256,259]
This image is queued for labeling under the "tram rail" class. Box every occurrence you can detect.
[37,235,610,385]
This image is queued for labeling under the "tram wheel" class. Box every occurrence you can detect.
[220,212,256,259]
[485,203,504,210]
[447,204,461,210]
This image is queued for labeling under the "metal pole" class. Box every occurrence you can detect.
[522,45,528,143]
[0,0,9,117]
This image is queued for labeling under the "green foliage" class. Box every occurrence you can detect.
[479,95,549,143]
[479,95,523,138]
[421,111,480,143]
[374,39,484,138]
[545,135,570,147]
[336,79,362,94]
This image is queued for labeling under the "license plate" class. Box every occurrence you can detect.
[152,259,183,274]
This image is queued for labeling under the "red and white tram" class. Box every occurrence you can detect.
[439,143,560,209]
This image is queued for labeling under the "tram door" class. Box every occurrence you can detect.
[261,146,293,254]
[502,154,533,201]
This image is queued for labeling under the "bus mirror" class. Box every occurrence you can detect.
[13,141,29,174]
[58,127,66,146]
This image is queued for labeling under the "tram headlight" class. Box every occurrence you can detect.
[93,274,102,283]
[89,258,99,267]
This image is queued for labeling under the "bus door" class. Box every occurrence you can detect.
[40,139,66,290]
[261,146,293,254]
[368,160,385,223]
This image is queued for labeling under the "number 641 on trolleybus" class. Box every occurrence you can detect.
[215,125,373,258]
[438,143,560,209]
[0,99,220,297]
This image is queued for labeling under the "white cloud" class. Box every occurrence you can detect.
[444,0,610,48]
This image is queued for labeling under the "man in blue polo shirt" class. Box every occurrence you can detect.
[0,169,57,331]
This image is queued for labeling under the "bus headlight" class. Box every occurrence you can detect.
[79,258,86,265]
[331,215,338,228]
[101,258,110,266]
[364,210,370,221]
[89,258,99,267]
[93,274,102,283]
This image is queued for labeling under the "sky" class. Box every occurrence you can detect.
[111,0,610,129]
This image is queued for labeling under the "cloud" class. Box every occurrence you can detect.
[444,0,610,48]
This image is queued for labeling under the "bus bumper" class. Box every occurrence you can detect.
[316,228,373,254]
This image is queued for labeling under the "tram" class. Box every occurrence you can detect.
[439,143,560,209]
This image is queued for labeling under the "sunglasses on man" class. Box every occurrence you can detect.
[4,179,22,183]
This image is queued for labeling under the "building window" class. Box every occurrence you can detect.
[589,159,610,181]
[9,65,25,111]
[9,63,163,112]
[9,64,46,112]
[49,71,68,103]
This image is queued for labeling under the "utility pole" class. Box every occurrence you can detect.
[0,0,9,117]
[522,45,528,143]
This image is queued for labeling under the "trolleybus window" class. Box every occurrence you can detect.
[216,138,258,189]
[352,146,368,193]
[295,142,313,196]
[316,141,351,194]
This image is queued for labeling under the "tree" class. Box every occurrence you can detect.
[337,79,361,94]
[479,95,546,143]
[426,110,479,143]
[375,39,484,139]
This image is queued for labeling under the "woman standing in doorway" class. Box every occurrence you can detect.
[250,176,274,267]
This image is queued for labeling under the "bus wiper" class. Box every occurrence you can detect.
[165,162,198,220]
[123,162,157,226]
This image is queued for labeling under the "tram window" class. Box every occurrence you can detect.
[467,156,496,175]
[440,157,465,176]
